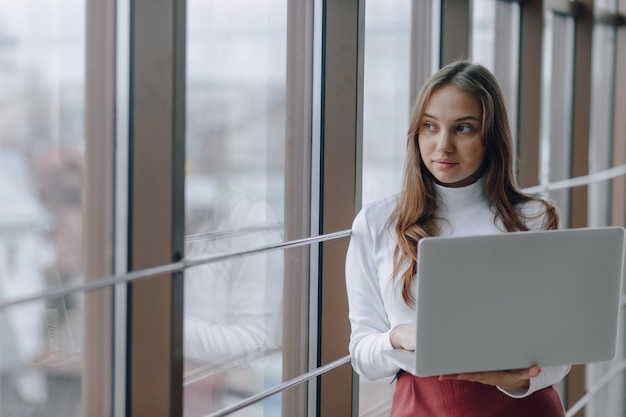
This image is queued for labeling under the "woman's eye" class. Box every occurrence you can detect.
[457,125,472,133]
[423,122,435,130]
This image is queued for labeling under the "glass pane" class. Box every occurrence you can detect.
[0,1,85,416]
[0,296,85,416]
[586,23,621,417]
[186,0,287,224]
[595,0,618,10]
[362,0,411,206]
[472,0,520,155]
[184,1,288,415]
[184,253,283,416]
[587,24,617,228]
[360,0,412,415]
[539,12,575,227]
[471,0,496,69]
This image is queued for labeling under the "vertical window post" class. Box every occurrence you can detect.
[127,0,186,416]
[319,0,364,415]
[84,0,117,415]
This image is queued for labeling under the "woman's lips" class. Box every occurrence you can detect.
[434,159,458,166]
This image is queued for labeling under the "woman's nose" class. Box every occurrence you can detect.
[436,131,454,153]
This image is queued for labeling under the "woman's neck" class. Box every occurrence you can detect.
[434,176,485,209]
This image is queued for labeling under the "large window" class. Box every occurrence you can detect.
[2,1,626,416]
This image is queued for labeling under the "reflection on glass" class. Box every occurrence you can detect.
[184,0,287,415]
[0,298,83,417]
[184,222,283,416]
[185,185,283,365]
[0,1,85,416]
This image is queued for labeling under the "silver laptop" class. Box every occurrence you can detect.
[382,226,625,377]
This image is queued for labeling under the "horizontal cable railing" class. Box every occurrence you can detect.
[0,163,624,415]
[522,163,626,194]
[0,229,352,310]
[0,222,51,236]
[184,222,283,242]
[183,345,282,384]
[565,361,626,417]
[2,163,625,311]
[206,355,352,417]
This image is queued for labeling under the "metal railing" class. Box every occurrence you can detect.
[0,229,352,310]
[206,355,352,417]
[1,163,625,415]
[565,361,626,416]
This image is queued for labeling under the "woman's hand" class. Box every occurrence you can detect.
[390,323,416,350]
[438,366,541,390]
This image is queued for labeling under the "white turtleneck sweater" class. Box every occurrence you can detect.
[345,179,570,397]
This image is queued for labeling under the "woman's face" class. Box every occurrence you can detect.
[418,84,485,188]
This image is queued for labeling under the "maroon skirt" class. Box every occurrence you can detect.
[390,374,566,417]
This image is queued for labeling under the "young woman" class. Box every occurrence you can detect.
[345,60,570,416]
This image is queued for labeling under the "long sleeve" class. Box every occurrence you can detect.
[499,365,571,398]
[346,183,571,393]
[346,205,400,381]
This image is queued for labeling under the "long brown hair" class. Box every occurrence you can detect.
[389,60,559,306]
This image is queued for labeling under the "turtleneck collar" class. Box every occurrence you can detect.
[434,176,487,213]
